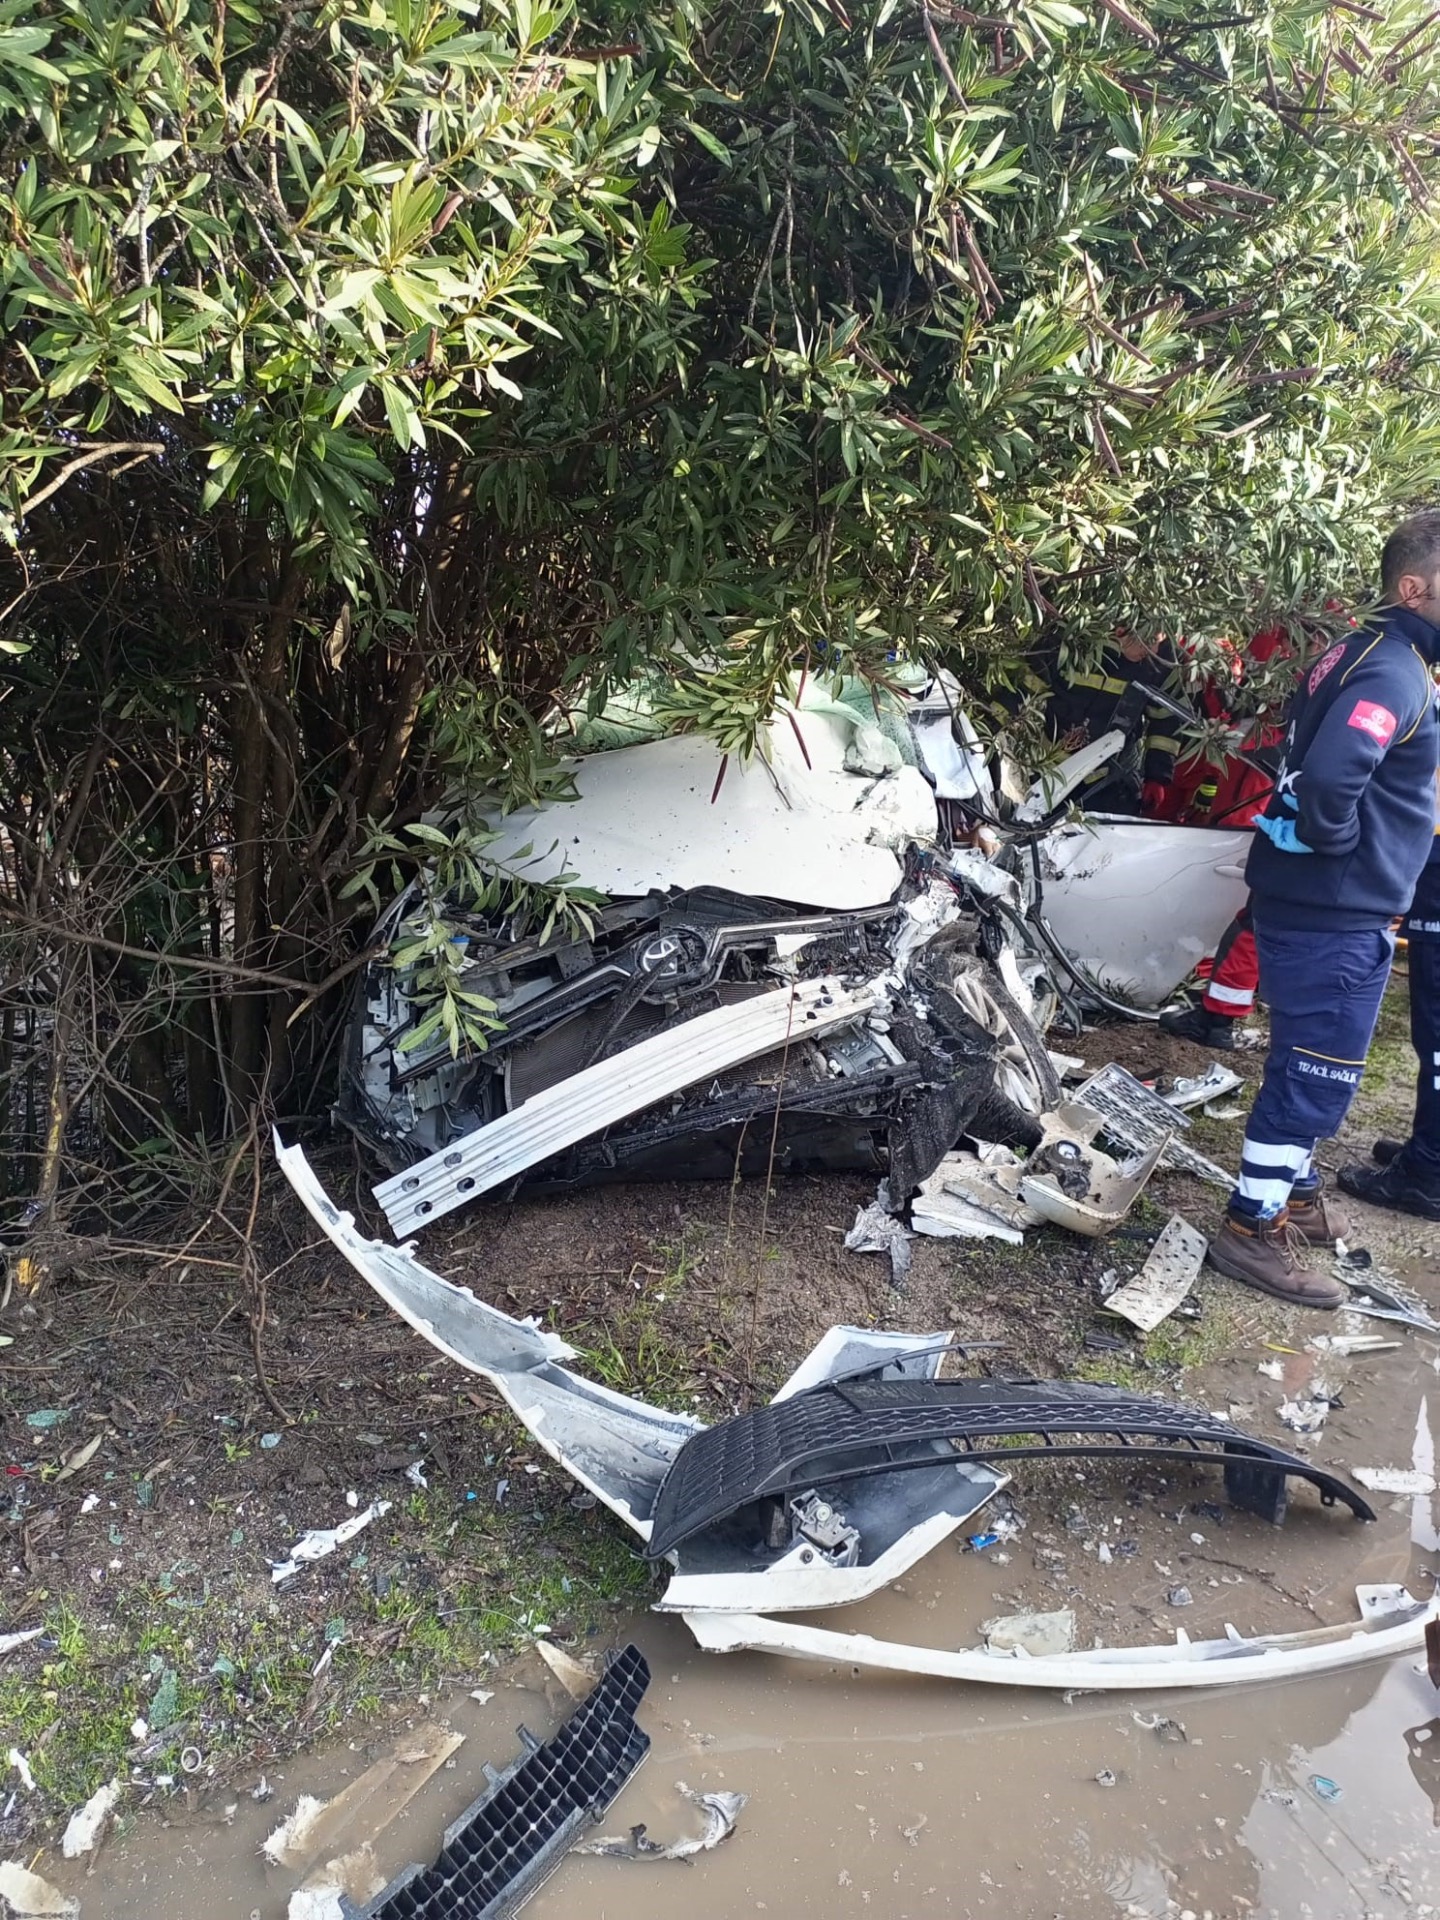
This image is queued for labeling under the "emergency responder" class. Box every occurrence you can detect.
[1205,511,1440,1307]
[1338,787,1440,1222]
[1043,630,1182,814]
[1159,627,1290,1049]
[1160,905,1259,1049]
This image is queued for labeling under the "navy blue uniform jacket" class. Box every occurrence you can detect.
[1246,606,1440,930]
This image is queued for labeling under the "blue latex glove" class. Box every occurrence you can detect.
[1255,812,1313,855]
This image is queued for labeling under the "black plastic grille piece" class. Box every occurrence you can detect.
[346,1643,650,1920]
[643,1379,1375,1559]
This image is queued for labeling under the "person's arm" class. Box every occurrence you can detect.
[1290,657,1430,854]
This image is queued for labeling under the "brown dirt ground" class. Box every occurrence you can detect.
[2,967,1437,1853]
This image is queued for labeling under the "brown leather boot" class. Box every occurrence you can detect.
[1285,1177,1352,1249]
[1205,1207,1346,1309]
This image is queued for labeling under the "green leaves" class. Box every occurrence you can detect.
[3,0,1440,1076]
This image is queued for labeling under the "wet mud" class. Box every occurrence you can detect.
[45,1341,1440,1920]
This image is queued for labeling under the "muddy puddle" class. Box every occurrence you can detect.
[40,1335,1440,1920]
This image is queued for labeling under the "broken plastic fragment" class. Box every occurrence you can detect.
[577,1782,747,1861]
[844,1199,913,1282]
[61,1778,121,1858]
[0,1862,80,1917]
[1353,1467,1437,1496]
[271,1501,391,1583]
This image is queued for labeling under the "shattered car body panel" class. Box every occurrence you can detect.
[373,974,888,1236]
[642,1377,1375,1562]
[470,710,938,911]
[1036,818,1251,1009]
[683,1586,1440,1692]
[349,872,1026,1217]
[281,1144,1422,1692]
[338,684,1254,1205]
[280,1141,1005,1611]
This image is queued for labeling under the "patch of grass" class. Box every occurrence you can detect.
[0,1481,658,1838]
[1073,1286,1247,1394]
[568,1233,716,1411]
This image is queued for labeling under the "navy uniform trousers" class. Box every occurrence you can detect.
[1401,858,1440,1181]
[1232,916,1395,1215]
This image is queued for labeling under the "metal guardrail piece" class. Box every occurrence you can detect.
[644,1378,1375,1559]
[374,974,883,1235]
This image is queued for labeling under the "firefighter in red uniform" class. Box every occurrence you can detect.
[1158,628,1290,1049]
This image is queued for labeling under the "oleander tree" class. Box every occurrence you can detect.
[1,0,1438,1243]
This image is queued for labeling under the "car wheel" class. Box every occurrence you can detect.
[949,955,1063,1116]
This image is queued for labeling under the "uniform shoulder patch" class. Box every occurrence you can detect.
[1347,699,1398,745]
[1307,643,1346,694]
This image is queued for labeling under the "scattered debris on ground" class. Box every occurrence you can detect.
[577,1781,747,1862]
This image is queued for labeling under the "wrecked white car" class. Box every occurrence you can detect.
[338,678,1253,1237]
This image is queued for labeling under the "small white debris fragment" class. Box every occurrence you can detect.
[61,1778,121,1858]
[405,1461,427,1490]
[534,1640,594,1699]
[79,1493,100,1515]
[264,1795,329,1868]
[0,1861,80,1916]
[469,1689,495,1705]
[271,1501,391,1583]
[345,1491,359,1509]
[252,1774,273,1802]
[1353,1468,1437,1496]
[130,1718,148,1741]
[1278,1398,1328,1436]
[577,1782,747,1859]
[982,1609,1076,1657]
[0,1629,43,1658]
[287,1891,345,1920]
[7,1749,35,1792]
[1258,1360,1284,1381]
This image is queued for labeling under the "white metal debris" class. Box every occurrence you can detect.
[271,1501,392,1584]
[61,1779,121,1858]
[0,1630,42,1659]
[683,1585,1440,1692]
[374,974,884,1236]
[844,1199,913,1280]
[279,1144,1006,1613]
[1102,1216,1207,1331]
[910,1149,1040,1243]
[1162,1064,1244,1112]
[1035,818,1251,1008]
[1278,1397,1330,1436]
